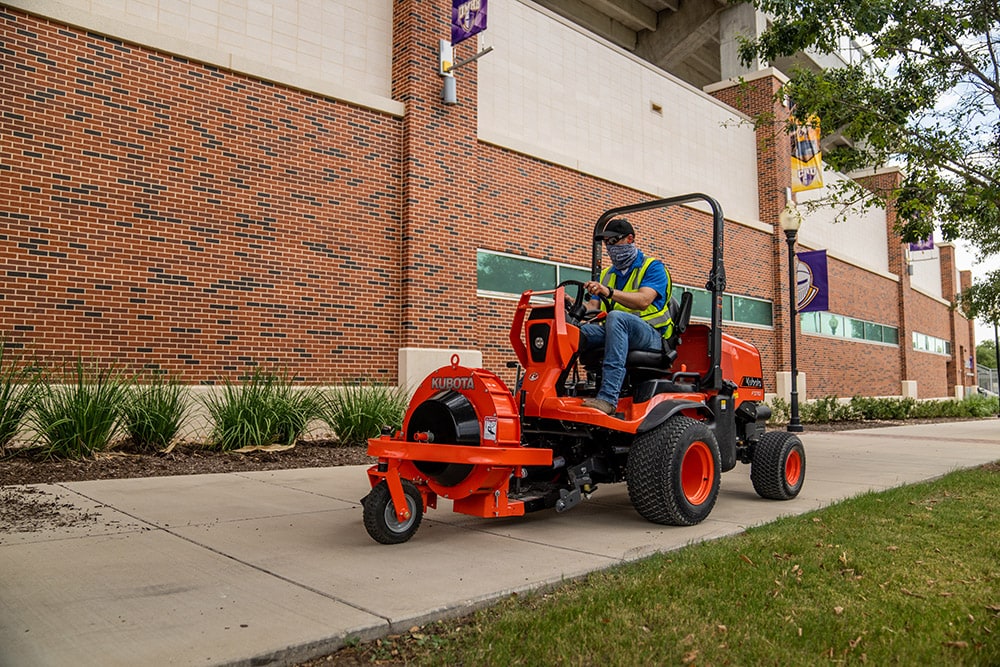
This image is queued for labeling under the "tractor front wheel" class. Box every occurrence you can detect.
[627,415,721,526]
[363,479,423,544]
[750,431,805,500]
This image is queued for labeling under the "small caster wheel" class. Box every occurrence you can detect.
[363,479,423,544]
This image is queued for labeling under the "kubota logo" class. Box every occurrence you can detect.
[741,376,763,389]
[431,376,475,391]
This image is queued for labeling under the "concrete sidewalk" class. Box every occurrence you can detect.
[2,420,999,666]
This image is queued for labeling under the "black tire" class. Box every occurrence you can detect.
[627,415,722,526]
[363,479,423,544]
[751,431,805,500]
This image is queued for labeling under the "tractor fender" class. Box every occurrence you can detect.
[636,399,709,434]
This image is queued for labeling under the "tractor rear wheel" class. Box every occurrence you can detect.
[363,480,423,544]
[750,431,805,500]
[627,415,721,526]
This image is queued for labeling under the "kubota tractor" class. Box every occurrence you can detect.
[362,193,805,544]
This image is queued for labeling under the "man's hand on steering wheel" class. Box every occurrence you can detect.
[558,280,610,324]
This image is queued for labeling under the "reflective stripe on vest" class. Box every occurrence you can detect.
[600,257,674,339]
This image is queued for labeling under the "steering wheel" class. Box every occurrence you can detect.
[558,280,611,324]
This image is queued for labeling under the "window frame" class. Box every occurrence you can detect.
[475,250,774,329]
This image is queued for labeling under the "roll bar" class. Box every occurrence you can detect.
[591,193,726,391]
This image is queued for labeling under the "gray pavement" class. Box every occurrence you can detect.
[2,420,999,666]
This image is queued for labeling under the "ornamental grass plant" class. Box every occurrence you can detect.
[318,382,408,446]
[120,375,189,452]
[202,368,320,451]
[0,345,42,455]
[30,360,129,460]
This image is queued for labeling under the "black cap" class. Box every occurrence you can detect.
[596,218,634,240]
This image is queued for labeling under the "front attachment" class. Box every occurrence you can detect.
[364,357,552,543]
[408,389,480,487]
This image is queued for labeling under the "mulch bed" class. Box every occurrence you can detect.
[0,441,374,487]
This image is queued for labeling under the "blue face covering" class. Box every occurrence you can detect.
[607,242,638,272]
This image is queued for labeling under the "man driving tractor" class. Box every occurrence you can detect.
[580,218,674,415]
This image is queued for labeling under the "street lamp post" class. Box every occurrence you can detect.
[780,189,804,433]
[994,319,999,418]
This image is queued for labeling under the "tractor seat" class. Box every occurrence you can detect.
[580,291,694,372]
[625,291,693,370]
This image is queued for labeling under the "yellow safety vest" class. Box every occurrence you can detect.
[599,257,674,339]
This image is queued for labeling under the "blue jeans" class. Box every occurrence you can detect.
[580,310,663,405]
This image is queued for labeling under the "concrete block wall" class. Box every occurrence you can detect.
[798,170,889,274]
[479,0,761,227]
[3,0,396,110]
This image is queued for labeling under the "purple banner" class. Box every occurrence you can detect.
[909,236,934,252]
[796,250,829,313]
[452,0,487,45]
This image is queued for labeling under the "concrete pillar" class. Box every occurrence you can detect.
[901,380,918,399]
[775,371,807,403]
[398,348,483,394]
[719,4,768,79]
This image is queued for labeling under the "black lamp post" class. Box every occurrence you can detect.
[994,319,999,418]
[780,188,804,433]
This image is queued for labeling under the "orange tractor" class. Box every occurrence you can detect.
[363,194,805,544]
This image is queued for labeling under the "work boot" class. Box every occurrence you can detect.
[581,398,615,415]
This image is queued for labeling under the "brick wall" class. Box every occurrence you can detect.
[907,290,953,397]
[799,256,901,397]
[2,4,976,399]
[472,141,780,389]
[1,7,403,382]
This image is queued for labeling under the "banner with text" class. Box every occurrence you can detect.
[452,0,487,45]
[790,115,824,192]
[796,250,829,313]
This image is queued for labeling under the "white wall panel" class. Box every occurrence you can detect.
[797,170,891,274]
[478,0,761,226]
[909,248,944,298]
[8,0,400,115]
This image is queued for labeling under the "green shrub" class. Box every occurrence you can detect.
[908,394,998,419]
[203,368,320,451]
[961,393,998,417]
[799,395,830,423]
[0,346,42,455]
[31,360,129,460]
[121,376,189,452]
[766,397,790,426]
[319,383,408,446]
[848,395,917,420]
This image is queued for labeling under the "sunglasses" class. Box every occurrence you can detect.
[603,234,627,246]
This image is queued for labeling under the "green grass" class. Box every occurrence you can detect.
[350,464,1000,666]
[202,368,320,451]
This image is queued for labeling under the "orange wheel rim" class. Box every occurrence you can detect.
[681,440,714,505]
[785,449,803,486]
